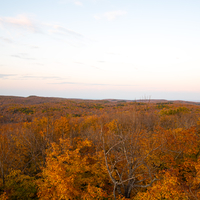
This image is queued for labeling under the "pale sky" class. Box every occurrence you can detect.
[0,0,200,100]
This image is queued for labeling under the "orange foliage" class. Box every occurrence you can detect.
[37,138,112,199]
[1,96,200,199]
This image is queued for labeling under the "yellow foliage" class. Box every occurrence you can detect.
[37,138,111,199]
[135,170,187,200]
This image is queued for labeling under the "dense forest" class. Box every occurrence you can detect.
[0,95,200,199]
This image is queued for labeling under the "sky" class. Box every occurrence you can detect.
[0,0,200,101]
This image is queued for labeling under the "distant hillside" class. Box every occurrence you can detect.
[0,95,200,106]
[0,95,66,105]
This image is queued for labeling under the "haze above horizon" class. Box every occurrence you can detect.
[1,0,200,101]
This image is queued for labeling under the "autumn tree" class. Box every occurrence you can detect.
[0,125,24,186]
[37,138,112,199]
[1,169,37,200]
[135,126,200,199]
[102,118,163,199]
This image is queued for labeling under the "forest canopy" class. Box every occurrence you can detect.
[0,96,200,199]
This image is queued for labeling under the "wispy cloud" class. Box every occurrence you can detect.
[74,1,82,6]
[0,74,66,80]
[11,54,36,60]
[98,61,105,63]
[0,35,40,50]
[46,23,87,47]
[50,81,134,87]
[0,15,40,33]
[91,66,102,70]
[95,10,127,21]
[0,36,14,44]
[11,55,21,58]
[49,25,83,37]
[104,11,127,21]
[0,14,84,44]
[21,75,64,80]
[0,74,16,79]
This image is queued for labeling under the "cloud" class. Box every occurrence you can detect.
[47,24,86,46]
[1,14,83,41]
[104,11,127,20]
[0,36,14,44]
[95,10,127,21]
[0,35,40,50]
[74,1,82,6]
[11,55,21,58]
[21,75,64,80]
[50,25,83,37]
[0,74,16,79]
[90,66,101,70]
[0,74,67,81]
[0,15,84,47]
[0,15,40,32]
[98,61,105,63]
[50,81,134,87]
[11,54,36,60]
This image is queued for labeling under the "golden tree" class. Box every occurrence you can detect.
[37,138,111,199]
